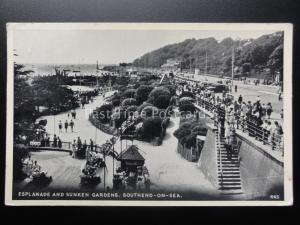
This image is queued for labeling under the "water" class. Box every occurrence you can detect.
[23,63,116,76]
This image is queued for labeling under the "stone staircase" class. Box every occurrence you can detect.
[216,130,243,195]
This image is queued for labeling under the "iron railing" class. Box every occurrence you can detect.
[195,96,284,156]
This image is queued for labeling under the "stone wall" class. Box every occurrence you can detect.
[237,134,284,200]
[197,125,218,188]
[177,143,199,162]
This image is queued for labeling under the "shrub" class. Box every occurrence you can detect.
[179,102,195,114]
[137,102,153,113]
[135,85,153,104]
[179,97,194,106]
[13,144,30,180]
[121,89,136,99]
[112,99,121,107]
[125,105,138,118]
[148,87,170,103]
[153,94,171,109]
[191,125,207,136]
[174,128,191,140]
[111,93,121,100]
[121,98,137,107]
[96,103,113,123]
[174,119,208,148]
[142,117,163,139]
[141,106,159,117]
[184,134,197,148]
[162,85,177,96]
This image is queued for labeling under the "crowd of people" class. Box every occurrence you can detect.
[196,90,284,154]
[39,134,63,148]
[72,137,95,159]
[57,109,77,133]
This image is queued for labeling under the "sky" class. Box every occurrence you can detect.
[13,29,280,65]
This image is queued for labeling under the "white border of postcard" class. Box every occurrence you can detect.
[5,23,293,206]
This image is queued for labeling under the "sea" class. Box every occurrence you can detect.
[22,63,116,76]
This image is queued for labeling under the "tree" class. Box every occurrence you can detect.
[267,44,283,79]
[242,62,251,73]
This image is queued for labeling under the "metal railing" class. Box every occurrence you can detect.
[195,96,284,156]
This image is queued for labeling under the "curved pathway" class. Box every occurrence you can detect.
[27,88,219,197]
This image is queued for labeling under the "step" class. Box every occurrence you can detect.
[218,165,239,169]
[218,159,239,163]
[218,174,241,178]
[219,181,241,185]
[220,190,244,195]
[218,161,239,165]
[218,172,240,176]
[219,186,242,190]
[218,158,239,161]
[219,178,241,183]
[219,179,241,183]
[218,168,240,171]
[219,157,239,161]
[218,153,238,156]
[218,154,238,157]
[218,162,239,165]
[219,169,240,172]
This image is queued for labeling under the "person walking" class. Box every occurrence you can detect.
[83,140,87,156]
[77,137,82,151]
[72,139,77,158]
[58,137,62,148]
[90,139,94,151]
[224,121,231,145]
[46,135,50,147]
[278,88,282,101]
[58,120,62,133]
[70,120,74,132]
[272,121,283,150]
[238,95,243,105]
[234,85,237,93]
[266,103,273,119]
[64,120,69,133]
[262,120,269,145]
[53,135,57,147]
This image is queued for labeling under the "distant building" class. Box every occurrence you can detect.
[161,59,181,71]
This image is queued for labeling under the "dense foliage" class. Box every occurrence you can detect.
[132,32,283,78]
[174,119,208,149]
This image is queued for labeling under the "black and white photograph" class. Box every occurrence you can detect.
[5,23,293,206]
